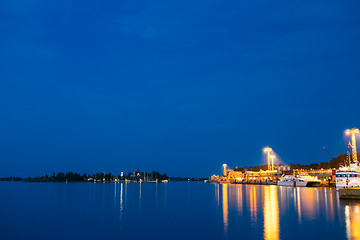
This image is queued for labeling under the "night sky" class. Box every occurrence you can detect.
[1,1,360,177]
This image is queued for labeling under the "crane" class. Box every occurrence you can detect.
[345,128,359,164]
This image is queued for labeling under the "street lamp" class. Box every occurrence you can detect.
[345,128,359,164]
[263,147,273,171]
[270,155,275,171]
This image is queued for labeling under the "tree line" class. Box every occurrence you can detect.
[0,171,210,182]
[23,170,169,182]
[289,153,360,170]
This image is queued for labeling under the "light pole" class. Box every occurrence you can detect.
[345,128,359,164]
[263,147,273,171]
[270,155,275,171]
[223,164,228,177]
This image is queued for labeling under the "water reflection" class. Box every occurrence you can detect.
[301,188,316,220]
[139,182,142,213]
[236,185,243,215]
[120,183,123,214]
[92,182,360,240]
[215,184,220,206]
[7,182,360,240]
[222,184,228,233]
[263,186,279,240]
[343,202,360,240]
[295,188,302,223]
[249,185,257,224]
[216,184,360,239]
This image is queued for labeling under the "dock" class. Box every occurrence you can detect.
[339,188,360,199]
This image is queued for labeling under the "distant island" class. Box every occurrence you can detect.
[0,170,207,182]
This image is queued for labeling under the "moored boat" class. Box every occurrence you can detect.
[277,173,321,187]
[336,163,360,189]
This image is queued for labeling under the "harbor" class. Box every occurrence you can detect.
[210,163,335,186]
[210,128,360,194]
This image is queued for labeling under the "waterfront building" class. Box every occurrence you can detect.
[211,164,335,185]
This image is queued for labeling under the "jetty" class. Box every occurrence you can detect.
[339,188,360,199]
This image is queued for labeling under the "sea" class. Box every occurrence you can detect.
[0,182,358,240]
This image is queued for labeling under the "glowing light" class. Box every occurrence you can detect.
[263,147,273,153]
[346,128,360,135]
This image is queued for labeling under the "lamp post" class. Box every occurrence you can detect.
[270,155,275,171]
[223,164,228,177]
[264,147,273,171]
[345,128,359,164]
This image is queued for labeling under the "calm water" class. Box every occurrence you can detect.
[0,182,359,240]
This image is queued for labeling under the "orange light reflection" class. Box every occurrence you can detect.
[263,186,279,240]
[345,204,360,240]
[249,185,257,224]
[222,184,228,234]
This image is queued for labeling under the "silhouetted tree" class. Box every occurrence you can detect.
[55,172,66,181]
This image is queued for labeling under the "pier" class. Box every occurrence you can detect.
[339,188,360,199]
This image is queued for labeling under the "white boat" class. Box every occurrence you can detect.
[336,163,360,189]
[277,173,321,187]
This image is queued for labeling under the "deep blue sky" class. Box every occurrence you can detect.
[1,1,360,177]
